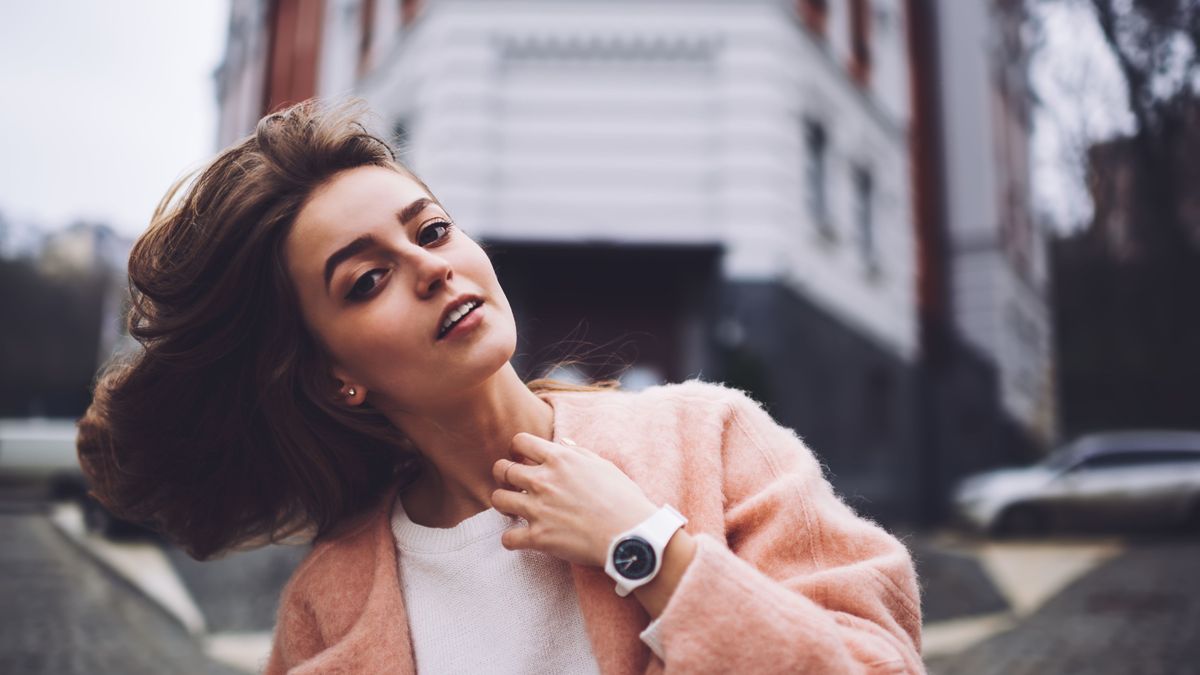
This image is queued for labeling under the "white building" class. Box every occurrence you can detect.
[930,0,1057,446]
[216,0,924,518]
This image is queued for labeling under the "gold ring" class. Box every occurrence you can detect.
[503,459,514,485]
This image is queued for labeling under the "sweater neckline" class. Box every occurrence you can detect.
[387,387,572,554]
[390,498,521,554]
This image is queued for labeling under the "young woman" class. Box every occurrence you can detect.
[78,99,924,674]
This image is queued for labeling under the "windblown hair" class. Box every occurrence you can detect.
[77,99,615,560]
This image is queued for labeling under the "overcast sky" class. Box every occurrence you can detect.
[0,1,229,240]
[0,1,1127,242]
[1028,0,1135,232]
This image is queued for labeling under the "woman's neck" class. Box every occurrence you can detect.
[385,362,554,528]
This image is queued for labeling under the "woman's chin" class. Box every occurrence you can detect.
[444,333,517,384]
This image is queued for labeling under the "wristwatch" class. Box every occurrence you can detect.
[604,504,688,597]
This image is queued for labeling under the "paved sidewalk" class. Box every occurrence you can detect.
[45,502,305,673]
[165,535,307,670]
[0,514,242,675]
[915,532,1129,660]
[926,538,1200,675]
[12,496,1193,675]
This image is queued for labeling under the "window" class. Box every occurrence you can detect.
[849,0,872,86]
[853,165,877,272]
[358,0,376,77]
[798,0,829,37]
[400,0,423,26]
[1146,450,1200,465]
[804,120,832,239]
[1072,453,1142,471]
[1074,450,1200,471]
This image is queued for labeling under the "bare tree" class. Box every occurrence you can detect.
[1079,0,1199,256]
[1041,0,1200,434]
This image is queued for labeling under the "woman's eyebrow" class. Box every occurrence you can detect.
[321,198,441,294]
[324,234,381,294]
[397,197,435,226]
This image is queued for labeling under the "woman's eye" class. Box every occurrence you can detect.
[417,220,454,247]
[346,269,386,300]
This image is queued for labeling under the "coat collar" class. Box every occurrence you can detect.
[327,387,653,674]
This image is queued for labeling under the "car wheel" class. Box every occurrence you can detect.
[993,504,1049,538]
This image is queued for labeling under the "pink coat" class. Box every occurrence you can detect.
[265,380,924,674]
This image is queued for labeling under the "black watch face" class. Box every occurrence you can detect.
[613,536,657,580]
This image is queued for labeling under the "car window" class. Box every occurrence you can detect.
[1072,450,1200,471]
[1072,453,1141,471]
[1043,447,1079,471]
[1141,450,1200,464]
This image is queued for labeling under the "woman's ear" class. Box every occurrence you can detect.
[330,367,364,406]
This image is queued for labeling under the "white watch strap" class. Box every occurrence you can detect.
[610,504,688,597]
[639,504,688,544]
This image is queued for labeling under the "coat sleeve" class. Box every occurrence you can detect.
[650,390,924,674]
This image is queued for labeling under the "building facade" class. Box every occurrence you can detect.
[216,0,926,520]
[928,0,1057,447]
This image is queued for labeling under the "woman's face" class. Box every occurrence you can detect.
[283,165,517,411]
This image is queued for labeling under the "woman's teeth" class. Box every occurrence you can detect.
[441,300,480,335]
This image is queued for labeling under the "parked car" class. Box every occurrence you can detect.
[953,430,1200,536]
[0,418,149,537]
[0,418,87,500]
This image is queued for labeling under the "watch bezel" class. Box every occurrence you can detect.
[612,535,657,580]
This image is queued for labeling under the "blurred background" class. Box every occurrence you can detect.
[1,0,1197,673]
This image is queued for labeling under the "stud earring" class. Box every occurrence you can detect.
[348,387,356,397]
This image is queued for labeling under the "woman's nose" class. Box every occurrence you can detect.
[413,249,452,298]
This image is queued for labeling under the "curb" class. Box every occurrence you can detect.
[47,501,208,635]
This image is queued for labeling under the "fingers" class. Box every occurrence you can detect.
[500,525,534,551]
[510,432,554,464]
[492,457,536,491]
[491,487,535,520]
[509,432,594,465]
[559,436,599,457]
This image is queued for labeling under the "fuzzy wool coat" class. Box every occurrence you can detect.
[265,380,924,674]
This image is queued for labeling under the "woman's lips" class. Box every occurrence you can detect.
[437,303,483,341]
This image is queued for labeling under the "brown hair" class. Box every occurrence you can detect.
[77,99,616,560]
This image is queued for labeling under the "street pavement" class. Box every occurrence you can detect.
[925,537,1200,675]
[3,484,1197,674]
[41,500,306,672]
[164,542,306,635]
[0,513,243,675]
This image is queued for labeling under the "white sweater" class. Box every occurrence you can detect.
[390,499,665,674]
